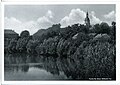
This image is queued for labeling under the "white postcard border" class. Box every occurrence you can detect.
[1,1,120,85]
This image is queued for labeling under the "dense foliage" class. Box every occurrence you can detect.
[5,22,116,80]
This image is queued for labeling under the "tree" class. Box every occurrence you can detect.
[111,21,116,42]
[7,39,17,53]
[99,22,110,34]
[20,30,30,38]
[84,42,115,79]
[94,22,110,34]
[26,40,39,54]
[94,24,101,33]
[112,21,116,27]
[16,37,30,52]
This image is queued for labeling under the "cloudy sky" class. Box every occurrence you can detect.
[5,4,116,35]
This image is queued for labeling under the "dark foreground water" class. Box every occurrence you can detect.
[5,53,83,80]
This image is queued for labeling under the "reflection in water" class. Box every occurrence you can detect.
[5,53,84,80]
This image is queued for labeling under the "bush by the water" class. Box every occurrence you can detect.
[35,36,59,55]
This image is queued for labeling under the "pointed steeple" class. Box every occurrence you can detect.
[85,11,90,27]
[87,11,88,17]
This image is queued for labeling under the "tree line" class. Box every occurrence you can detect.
[5,21,116,79]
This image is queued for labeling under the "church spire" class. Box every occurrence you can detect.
[85,11,90,27]
[87,11,89,18]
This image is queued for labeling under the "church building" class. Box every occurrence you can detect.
[85,12,90,28]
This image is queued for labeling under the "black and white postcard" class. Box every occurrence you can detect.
[3,2,117,82]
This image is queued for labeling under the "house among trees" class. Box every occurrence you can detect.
[4,29,19,39]
[4,29,19,48]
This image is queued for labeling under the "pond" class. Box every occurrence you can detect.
[4,53,83,80]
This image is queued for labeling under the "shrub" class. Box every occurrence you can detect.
[73,32,88,47]
[35,36,59,55]
[16,37,30,52]
[83,41,115,79]
[7,39,17,53]
[26,40,40,54]
[56,38,71,57]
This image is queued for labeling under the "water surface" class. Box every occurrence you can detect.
[5,53,81,80]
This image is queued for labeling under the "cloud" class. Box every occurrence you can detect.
[60,8,86,27]
[90,11,102,25]
[46,10,54,19]
[37,16,53,29]
[5,17,22,29]
[103,11,116,25]
[104,11,115,21]
[5,17,40,35]
[5,10,54,35]
[60,9,102,27]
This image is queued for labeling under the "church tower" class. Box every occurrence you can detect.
[85,11,90,28]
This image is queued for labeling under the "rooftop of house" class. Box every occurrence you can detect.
[4,29,18,35]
